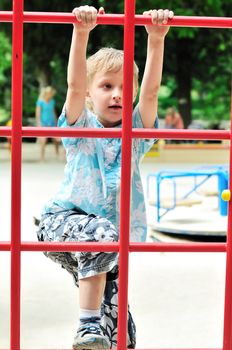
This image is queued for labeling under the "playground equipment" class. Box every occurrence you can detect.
[147,166,229,222]
[0,2,232,350]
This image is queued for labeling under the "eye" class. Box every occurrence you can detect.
[103,83,112,89]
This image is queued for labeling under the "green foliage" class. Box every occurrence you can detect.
[0,32,11,83]
[49,55,68,112]
[0,107,9,126]
[191,76,230,122]
[158,78,178,118]
[0,31,11,125]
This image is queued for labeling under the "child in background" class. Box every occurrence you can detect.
[165,107,184,129]
[37,5,173,350]
[165,107,184,144]
[35,86,60,161]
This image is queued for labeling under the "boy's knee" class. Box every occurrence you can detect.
[91,216,119,243]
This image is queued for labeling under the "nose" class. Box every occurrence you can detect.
[112,88,122,102]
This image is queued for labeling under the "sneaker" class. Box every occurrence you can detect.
[73,322,111,350]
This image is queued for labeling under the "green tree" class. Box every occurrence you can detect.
[0,31,11,83]
[136,0,231,126]
[0,30,11,125]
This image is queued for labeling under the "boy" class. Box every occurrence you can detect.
[37,5,173,350]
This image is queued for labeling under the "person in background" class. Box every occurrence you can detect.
[35,86,60,161]
[173,111,184,129]
[165,107,184,129]
[165,107,184,143]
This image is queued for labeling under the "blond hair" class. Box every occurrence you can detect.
[87,48,139,110]
[39,86,56,100]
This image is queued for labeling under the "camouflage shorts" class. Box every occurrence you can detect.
[37,209,136,348]
[37,210,119,281]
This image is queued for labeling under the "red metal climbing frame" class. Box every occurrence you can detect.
[0,1,232,349]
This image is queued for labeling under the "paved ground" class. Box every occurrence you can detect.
[0,142,227,349]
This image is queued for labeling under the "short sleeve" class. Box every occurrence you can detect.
[36,99,43,108]
[132,104,158,158]
[132,104,158,129]
[58,106,88,148]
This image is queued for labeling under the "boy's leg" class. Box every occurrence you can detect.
[79,273,106,310]
[35,213,136,348]
[37,211,136,348]
[37,210,118,349]
[74,272,110,350]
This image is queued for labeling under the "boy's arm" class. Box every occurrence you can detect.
[65,6,104,125]
[139,9,174,128]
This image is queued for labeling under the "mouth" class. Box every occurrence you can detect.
[108,105,122,110]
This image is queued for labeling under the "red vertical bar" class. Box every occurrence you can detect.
[10,0,23,349]
[223,83,232,350]
[117,0,135,349]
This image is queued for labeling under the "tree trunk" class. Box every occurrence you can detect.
[176,38,192,128]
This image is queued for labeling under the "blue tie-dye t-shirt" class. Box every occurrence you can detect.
[42,104,158,242]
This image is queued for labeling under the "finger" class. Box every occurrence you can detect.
[78,6,89,24]
[72,8,82,22]
[169,10,174,19]
[157,9,164,25]
[149,10,158,25]
[85,10,93,24]
[88,7,97,24]
[75,6,86,23]
[98,7,105,15]
[163,9,170,24]
[82,5,92,24]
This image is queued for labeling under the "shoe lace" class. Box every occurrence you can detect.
[80,323,102,337]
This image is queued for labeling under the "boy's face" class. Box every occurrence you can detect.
[87,69,137,127]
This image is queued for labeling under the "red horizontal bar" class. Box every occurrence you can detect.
[0,242,226,252]
[0,12,231,28]
[0,126,122,138]
[21,242,119,252]
[0,242,11,251]
[0,349,223,350]
[130,242,226,252]
[22,126,122,138]
[0,127,230,140]
[0,126,11,136]
[131,129,230,140]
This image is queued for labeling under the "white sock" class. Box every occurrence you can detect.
[79,308,101,324]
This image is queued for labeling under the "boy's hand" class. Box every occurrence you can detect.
[72,5,105,32]
[143,9,174,38]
